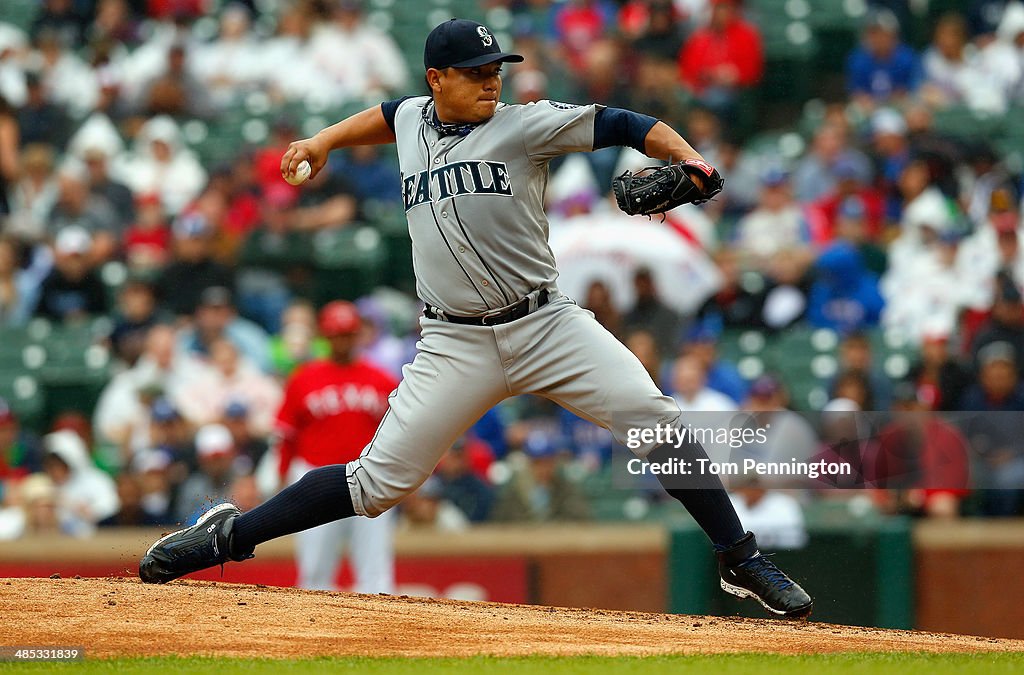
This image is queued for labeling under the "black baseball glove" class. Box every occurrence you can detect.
[612,158,724,216]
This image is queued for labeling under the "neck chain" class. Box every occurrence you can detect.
[422,101,482,137]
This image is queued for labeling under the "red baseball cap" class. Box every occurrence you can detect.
[993,211,1020,235]
[318,301,361,337]
[0,398,14,426]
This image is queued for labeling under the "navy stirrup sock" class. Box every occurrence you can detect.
[647,441,745,549]
[664,487,745,550]
[230,464,355,554]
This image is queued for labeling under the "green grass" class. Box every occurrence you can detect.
[2,654,1023,675]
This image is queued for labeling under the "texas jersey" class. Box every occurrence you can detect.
[275,359,397,477]
[393,97,603,315]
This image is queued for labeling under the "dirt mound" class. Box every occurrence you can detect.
[3,577,1021,658]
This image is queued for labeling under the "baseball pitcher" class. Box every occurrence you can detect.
[140,18,812,619]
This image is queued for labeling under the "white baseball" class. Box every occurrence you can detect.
[284,160,312,186]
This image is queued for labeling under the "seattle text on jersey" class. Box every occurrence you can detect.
[402,159,514,211]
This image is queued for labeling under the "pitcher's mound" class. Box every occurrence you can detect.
[3,577,1020,658]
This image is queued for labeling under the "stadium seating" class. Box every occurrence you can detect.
[0,319,113,425]
[931,105,1005,140]
[998,106,1024,172]
[364,200,417,295]
[0,371,44,430]
[312,224,389,304]
[40,320,113,423]
[0,0,34,32]
[750,2,819,104]
[717,325,919,411]
[869,327,915,381]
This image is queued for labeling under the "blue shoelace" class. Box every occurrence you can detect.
[738,554,794,591]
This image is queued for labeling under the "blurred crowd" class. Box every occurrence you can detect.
[2,0,1024,543]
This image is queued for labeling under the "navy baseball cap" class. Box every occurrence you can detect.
[224,399,249,419]
[523,431,565,458]
[424,19,524,71]
[151,397,179,423]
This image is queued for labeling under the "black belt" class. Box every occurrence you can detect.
[424,290,550,326]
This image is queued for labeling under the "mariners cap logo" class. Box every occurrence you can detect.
[424,18,524,70]
[477,25,493,47]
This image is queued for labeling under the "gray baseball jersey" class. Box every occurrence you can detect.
[344,96,688,518]
[394,96,600,316]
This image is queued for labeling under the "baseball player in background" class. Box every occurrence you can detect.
[275,301,397,592]
[141,18,813,619]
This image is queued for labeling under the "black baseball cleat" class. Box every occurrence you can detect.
[139,502,254,584]
[717,532,813,618]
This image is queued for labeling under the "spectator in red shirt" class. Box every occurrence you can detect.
[906,325,972,412]
[871,382,970,518]
[677,0,764,114]
[122,193,170,272]
[252,119,302,196]
[204,161,262,244]
[552,0,615,76]
[0,400,43,485]
[807,156,887,244]
[147,0,205,21]
[274,301,397,592]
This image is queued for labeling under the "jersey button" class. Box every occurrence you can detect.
[441,211,448,218]
[458,246,465,253]
[481,280,490,286]
[434,158,441,164]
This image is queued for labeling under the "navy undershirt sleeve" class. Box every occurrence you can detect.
[381,96,416,133]
[593,107,659,153]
